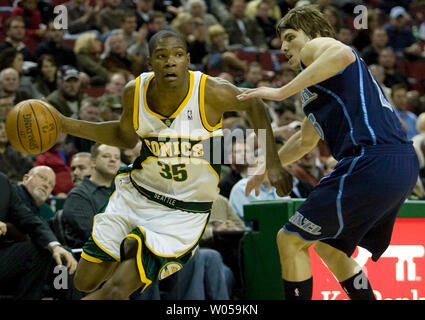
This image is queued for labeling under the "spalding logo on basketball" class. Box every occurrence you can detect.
[5,99,61,154]
[158,262,183,280]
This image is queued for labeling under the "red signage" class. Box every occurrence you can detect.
[311,218,425,300]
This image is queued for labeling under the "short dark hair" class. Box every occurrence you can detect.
[5,16,25,30]
[148,30,187,56]
[391,83,408,97]
[275,101,296,115]
[90,142,102,158]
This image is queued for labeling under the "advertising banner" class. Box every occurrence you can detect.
[311,218,425,300]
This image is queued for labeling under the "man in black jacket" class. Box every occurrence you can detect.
[0,172,77,300]
[62,143,121,248]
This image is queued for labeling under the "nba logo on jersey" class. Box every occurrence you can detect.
[187,109,193,120]
[301,88,318,108]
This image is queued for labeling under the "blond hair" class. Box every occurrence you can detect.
[208,24,228,42]
[74,33,99,55]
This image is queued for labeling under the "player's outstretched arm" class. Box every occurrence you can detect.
[237,38,356,102]
[205,76,293,197]
[56,80,139,149]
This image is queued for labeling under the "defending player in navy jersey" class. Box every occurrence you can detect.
[238,5,419,300]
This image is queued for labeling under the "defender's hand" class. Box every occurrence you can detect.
[237,87,283,101]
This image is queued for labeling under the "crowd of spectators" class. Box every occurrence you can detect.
[2,0,425,300]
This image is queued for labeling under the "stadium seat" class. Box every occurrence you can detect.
[258,51,273,70]
[405,60,425,92]
[234,50,257,63]
[82,87,106,97]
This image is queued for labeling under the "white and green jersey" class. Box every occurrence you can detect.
[130,70,223,205]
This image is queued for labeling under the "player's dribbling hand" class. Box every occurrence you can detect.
[245,172,266,197]
[236,87,283,101]
[268,166,293,197]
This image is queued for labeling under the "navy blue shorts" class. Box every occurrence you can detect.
[284,144,419,261]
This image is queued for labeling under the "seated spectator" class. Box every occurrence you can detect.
[223,0,267,50]
[146,11,168,41]
[0,68,32,117]
[237,61,263,88]
[0,48,42,99]
[126,24,150,70]
[0,119,34,184]
[16,166,57,217]
[378,47,409,89]
[154,0,184,23]
[201,194,245,243]
[135,0,155,29]
[200,194,246,299]
[47,65,88,117]
[65,0,102,35]
[336,26,354,48]
[0,172,77,300]
[158,248,234,300]
[10,0,46,41]
[171,11,195,42]
[34,54,58,97]
[273,62,296,88]
[352,8,381,53]
[98,0,126,34]
[66,97,103,153]
[369,64,393,105]
[322,5,343,34]
[274,101,297,127]
[219,139,250,199]
[392,83,419,140]
[207,0,229,24]
[361,28,389,66]
[383,6,422,59]
[99,94,123,121]
[185,0,219,29]
[204,24,247,74]
[61,143,121,249]
[33,21,79,69]
[101,31,145,80]
[74,33,111,86]
[34,133,74,197]
[255,0,281,49]
[70,152,93,187]
[229,170,290,227]
[119,11,140,48]
[246,0,282,22]
[103,72,127,98]
[287,146,324,193]
[0,16,34,61]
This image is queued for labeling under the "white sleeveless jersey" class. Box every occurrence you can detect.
[130,70,223,203]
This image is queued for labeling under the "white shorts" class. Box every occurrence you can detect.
[82,171,210,262]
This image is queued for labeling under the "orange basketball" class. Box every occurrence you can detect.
[5,99,61,154]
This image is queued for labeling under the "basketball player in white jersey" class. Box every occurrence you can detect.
[54,30,292,299]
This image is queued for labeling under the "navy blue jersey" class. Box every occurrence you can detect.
[300,49,408,160]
